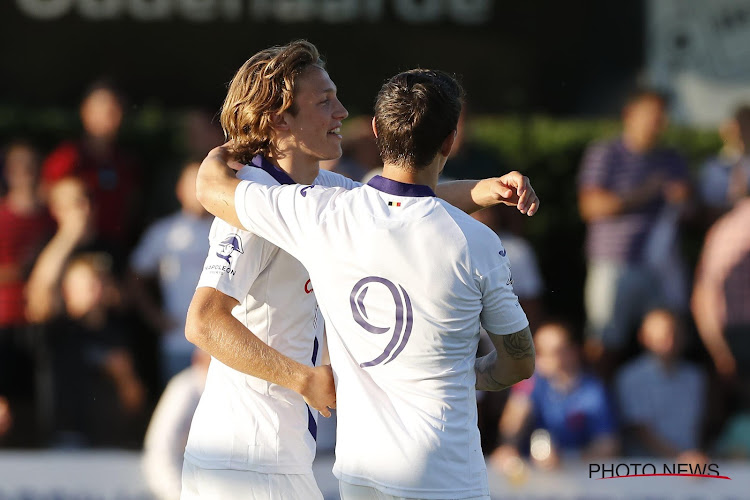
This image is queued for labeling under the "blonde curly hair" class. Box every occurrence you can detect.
[220,40,324,164]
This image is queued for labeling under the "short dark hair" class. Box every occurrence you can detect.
[81,78,124,106]
[374,69,464,170]
[624,86,669,109]
[534,318,580,347]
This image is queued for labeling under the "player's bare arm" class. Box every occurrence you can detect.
[436,173,539,216]
[475,325,535,391]
[197,144,540,223]
[195,145,246,230]
[186,287,336,416]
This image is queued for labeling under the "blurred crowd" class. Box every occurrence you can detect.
[1,81,750,497]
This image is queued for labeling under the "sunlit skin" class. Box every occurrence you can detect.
[3,144,42,217]
[4,145,39,193]
[81,88,123,143]
[62,263,104,320]
[269,66,348,185]
[622,96,666,154]
[533,324,579,388]
[639,310,680,364]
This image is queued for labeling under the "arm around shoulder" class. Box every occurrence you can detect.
[195,146,245,229]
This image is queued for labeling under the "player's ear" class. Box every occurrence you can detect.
[440,130,457,157]
[270,112,290,132]
[371,116,378,138]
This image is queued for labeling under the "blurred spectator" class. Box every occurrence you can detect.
[615,309,706,458]
[0,141,52,326]
[45,254,145,447]
[142,348,210,500]
[26,177,123,324]
[0,141,52,445]
[578,88,690,372]
[472,205,545,331]
[443,105,506,180]
[691,194,750,404]
[0,396,11,440]
[128,162,212,382]
[320,115,379,181]
[697,105,750,215]
[491,321,617,471]
[41,80,141,249]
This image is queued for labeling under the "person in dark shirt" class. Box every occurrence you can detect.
[46,253,145,447]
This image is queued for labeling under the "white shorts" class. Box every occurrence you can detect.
[181,459,323,500]
[339,481,490,500]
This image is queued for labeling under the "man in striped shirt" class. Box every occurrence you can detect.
[577,88,690,370]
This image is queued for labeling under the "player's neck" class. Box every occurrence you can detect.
[267,151,319,185]
[381,160,441,191]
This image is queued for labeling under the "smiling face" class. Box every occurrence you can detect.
[277,66,348,162]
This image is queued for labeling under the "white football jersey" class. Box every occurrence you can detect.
[184,156,358,474]
[233,175,529,499]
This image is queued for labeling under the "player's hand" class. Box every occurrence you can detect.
[211,141,244,171]
[302,364,336,418]
[489,172,539,216]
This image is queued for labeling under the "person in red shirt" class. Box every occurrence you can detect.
[41,80,141,249]
[0,140,53,445]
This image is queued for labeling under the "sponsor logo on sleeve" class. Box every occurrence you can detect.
[204,233,244,276]
[216,234,244,265]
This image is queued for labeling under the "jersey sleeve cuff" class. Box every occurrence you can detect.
[482,316,529,337]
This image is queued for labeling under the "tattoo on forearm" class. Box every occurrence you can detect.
[475,351,508,391]
[502,329,534,359]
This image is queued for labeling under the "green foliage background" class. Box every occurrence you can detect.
[0,109,723,328]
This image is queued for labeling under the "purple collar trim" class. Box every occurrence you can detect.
[366,175,435,197]
[251,155,295,185]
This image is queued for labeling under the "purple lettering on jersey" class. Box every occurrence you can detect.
[350,277,413,368]
[353,285,387,333]
[386,284,413,364]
